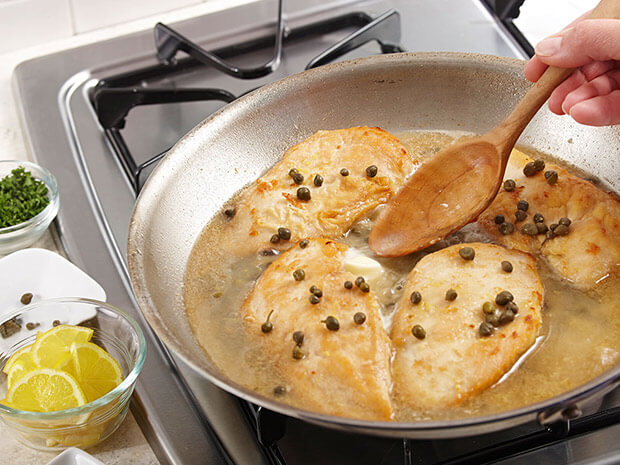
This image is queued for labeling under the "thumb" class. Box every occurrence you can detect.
[535,19,620,68]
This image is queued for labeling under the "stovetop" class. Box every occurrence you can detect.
[12,1,620,464]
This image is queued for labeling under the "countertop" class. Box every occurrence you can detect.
[0,2,251,463]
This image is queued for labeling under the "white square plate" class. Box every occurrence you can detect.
[46,447,105,465]
[0,248,106,352]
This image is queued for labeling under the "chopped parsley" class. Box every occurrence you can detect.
[0,167,50,228]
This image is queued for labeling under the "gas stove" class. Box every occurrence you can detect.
[12,1,620,464]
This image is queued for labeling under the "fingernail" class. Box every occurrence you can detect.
[536,36,562,56]
[561,100,570,115]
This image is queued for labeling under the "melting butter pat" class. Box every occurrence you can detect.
[344,250,384,282]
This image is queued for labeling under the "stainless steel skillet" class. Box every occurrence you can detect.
[127,52,620,439]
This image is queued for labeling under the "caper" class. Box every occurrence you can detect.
[503,179,516,192]
[323,316,340,331]
[499,310,515,325]
[359,282,370,293]
[52,320,61,327]
[309,294,320,305]
[293,269,305,281]
[485,311,501,327]
[521,223,538,236]
[410,291,422,305]
[412,325,426,340]
[270,234,280,244]
[313,174,324,187]
[533,159,545,171]
[546,230,555,239]
[299,239,309,248]
[536,222,549,234]
[523,162,537,177]
[554,224,569,236]
[292,173,304,185]
[515,210,527,222]
[355,276,365,287]
[224,208,236,218]
[506,301,519,314]
[344,281,353,289]
[479,322,494,337]
[545,170,558,185]
[340,168,349,177]
[459,247,475,261]
[310,286,323,298]
[498,222,515,235]
[559,217,572,226]
[445,289,458,301]
[494,214,505,224]
[288,168,299,177]
[495,290,514,306]
[297,187,311,201]
[278,227,291,240]
[20,293,33,305]
[292,345,305,360]
[366,165,378,178]
[550,223,559,231]
[533,213,544,223]
[501,261,513,273]
[293,331,304,346]
[517,200,529,211]
[25,322,39,330]
[354,312,366,325]
[261,310,275,333]
[273,385,286,396]
[482,301,496,314]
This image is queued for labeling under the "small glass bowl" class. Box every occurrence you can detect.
[0,298,146,450]
[0,160,59,255]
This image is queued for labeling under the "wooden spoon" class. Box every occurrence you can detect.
[369,0,618,257]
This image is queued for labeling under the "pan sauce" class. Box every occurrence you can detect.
[184,130,620,421]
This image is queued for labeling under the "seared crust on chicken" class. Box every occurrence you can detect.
[478,149,620,291]
[240,238,393,420]
[224,127,416,256]
[391,243,543,410]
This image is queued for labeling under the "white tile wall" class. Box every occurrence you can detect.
[69,0,202,34]
[0,0,73,54]
[0,0,225,54]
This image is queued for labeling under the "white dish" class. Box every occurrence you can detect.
[0,248,106,352]
[46,447,105,465]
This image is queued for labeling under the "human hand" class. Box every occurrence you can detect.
[524,17,620,126]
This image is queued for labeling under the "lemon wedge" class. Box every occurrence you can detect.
[3,368,87,412]
[56,342,123,403]
[31,325,93,368]
[6,355,37,388]
[3,345,34,375]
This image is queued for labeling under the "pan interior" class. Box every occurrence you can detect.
[128,53,620,435]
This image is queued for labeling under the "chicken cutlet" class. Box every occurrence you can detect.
[223,127,417,256]
[478,149,620,291]
[240,238,393,420]
[391,243,543,411]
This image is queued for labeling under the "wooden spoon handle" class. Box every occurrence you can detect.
[491,0,620,154]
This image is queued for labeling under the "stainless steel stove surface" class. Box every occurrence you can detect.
[12,1,620,464]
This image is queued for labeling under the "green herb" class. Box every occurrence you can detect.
[0,167,50,228]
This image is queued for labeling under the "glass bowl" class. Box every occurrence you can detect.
[0,160,59,255]
[0,298,146,450]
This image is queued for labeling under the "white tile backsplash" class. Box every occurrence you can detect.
[0,0,72,54]
[69,0,202,33]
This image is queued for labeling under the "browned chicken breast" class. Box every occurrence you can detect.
[240,238,393,420]
[391,243,543,411]
[478,149,620,291]
[223,127,417,256]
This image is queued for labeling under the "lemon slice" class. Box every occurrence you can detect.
[6,356,37,389]
[31,325,93,368]
[4,368,87,412]
[56,342,123,403]
[3,345,33,374]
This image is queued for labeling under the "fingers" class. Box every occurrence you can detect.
[524,55,548,82]
[535,19,620,68]
[569,90,620,126]
[562,68,620,114]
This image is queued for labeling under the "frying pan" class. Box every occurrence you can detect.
[127,53,620,438]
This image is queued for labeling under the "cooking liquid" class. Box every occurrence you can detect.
[184,130,620,421]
